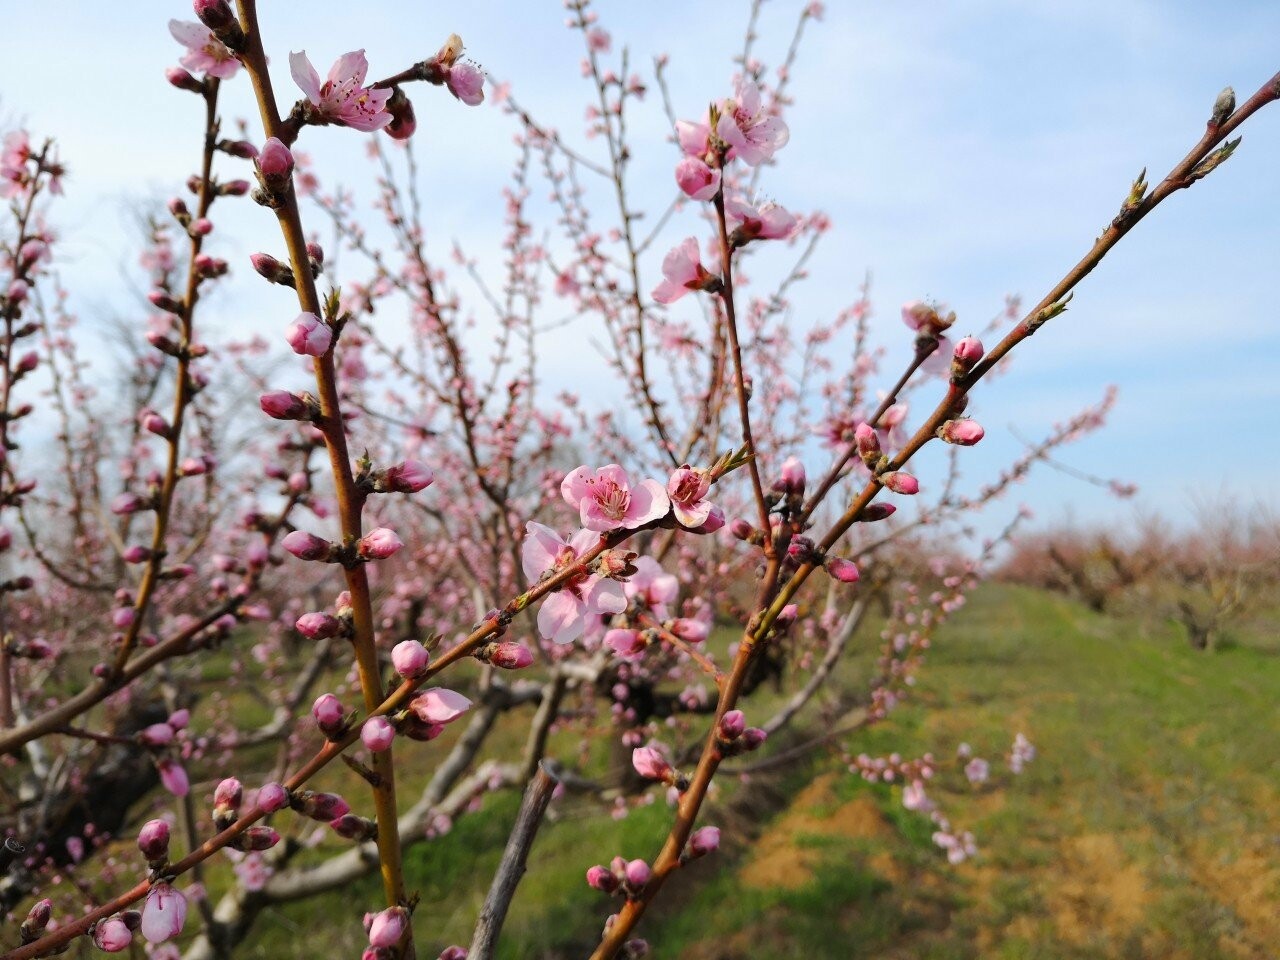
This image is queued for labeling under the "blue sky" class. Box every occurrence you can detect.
[2,1,1278,536]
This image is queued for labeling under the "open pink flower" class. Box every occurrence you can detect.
[289,50,392,132]
[521,522,626,644]
[562,464,670,532]
[666,465,714,528]
[168,20,240,79]
[675,119,712,159]
[651,237,718,305]
[716,79,789,166]
[624,557,678,617]
[725,196,797,242]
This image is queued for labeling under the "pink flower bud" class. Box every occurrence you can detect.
[21,899,52,940]
[250,252,293,285]
[282,530,332,561]
[446,62,485,106]
[367,906,409,948]
[742,727,768,750]
[285,312,333,357]
[939,419,984,446]
[357,527,403,560]
[385,90,418,140]
[139,722,174,746]
[137,819,171,861]
[624,859,651,888]
[158,759,189,798]
[141,882,187,943]
[192,0,237,32]
[776,456,806,496]
[166,66,204,92]
[717,709,746,741]
[256,137,295,183]
[861,502,897,522]
[123,545,152,564]
[855,422,881,460]
[826,557,860,583]
[213,777,242,816]
[8,279,30,304]
[221,179,251,196]
[15,351,38,374]
[93,917,133,952]
[189,218,214,236]
[693,504,725,534]
[142,411,172,438]
[168,709,190,730]
[489,641,534,670]
[952,335,983,366]
[776,604,798,627]
[295,611,341,640]
[880,471,919,495]
[674,156,722,202]
[688,825,720,858]
[295,791,350,822]
[256,782,289,813]
[729,518,755,541]
[438,948,467,960]
[671,618,709,643]
[330,814,374,840]
[631,746,673,782]
[605,628,646,660]
[391,639,430,678]
[586,865,618,893]
[409,688,472,725]
[383,460,435,493]
[312,693,345,735]
[361,716,396,752]
[260,390,310,420]
[306,241,325,266]
[239,826,280,851]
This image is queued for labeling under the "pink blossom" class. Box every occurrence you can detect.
[902,780,934,812]
[289,50,392,132]
[675,119,711,159]
[446,62,485,106]
[605,628,646,660]
[674,156,720,202]
[562,464,670,532]
[671,618,710,643]
[666,465,714,528]
[725,196,797,242]
[586,27,611,53]
[141,882,188,943]
[651,237,718,304]
[409,687,472,725]
[901,300,955,336]
[964,757,990,784]
[716,79,789,165]
[168,20,240,79]
[625,557,679,615]
[521,522,626,644]
[285,312,332,357]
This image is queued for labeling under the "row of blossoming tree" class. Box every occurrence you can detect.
[1,1,1276,957]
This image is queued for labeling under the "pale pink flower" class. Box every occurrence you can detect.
[284,312,332,356]
[168,20,240,79]
[716,79,789,165]
[675,119,711,159]
[521,522,626,644]
[902,780,934,812]
[632,745,673,782]
[446,62,485,106]
[666,465,714,528]
[624,557,679,616]
[652,237,719,305]
[141,882,188,943]
[586,27,611,53]
[675,156,720,201]
[725,196,797,242]
[289,50,393,132]
[561,464,670,532]
[964,757,990,784]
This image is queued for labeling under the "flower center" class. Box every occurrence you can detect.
[589,477,630,520]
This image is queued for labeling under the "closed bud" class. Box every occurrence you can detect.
[775,604,798,628]
[306,241,325,268]
[880,471,919,495]
[939,419,984,446]
[1211,86,1236,127]
[312,693,346,736]
[92,917,133,952]
[671,618,709,643]
[189,217,214,236]
[729,518,755,541]
[826,557,860,583]
[391,639,430,678]
[742,727,768,751]
[137,819,171,862]
[282,530,332,561]
[238,826,280,851]
[256,781,289,813]
[855,422,880,462]
[295,611,341,640]
[193,0,237,32]
[624,858,651,889]
[774,456,806,496]
[861,502,897,522]
[165,66,204,93]
[385,87,417,140]
[382,459,434,493]
[586,864,619,893]
[294,790,350,822]
[357,527,404,560]
[256,137,294,185]
[367,907,409,949]
[489,641,534,669]
[951,335,984,376]
[250,252,294,286]
[409,688,471,725]
[631,746,673,782]
[123,545,152,564]
[219,179,251,196]
[687,825,720,859]
[147,290,183,315]
[220,139,256,159]
[21,898,52,942]
[330,814,377,841]
[259,390,311,421]
[361,716,396,752]
[213,778,243,819]
[717,709,746,741]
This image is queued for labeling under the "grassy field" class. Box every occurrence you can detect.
[223,584,1279,959]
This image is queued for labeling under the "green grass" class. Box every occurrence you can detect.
[172,584,1280,959]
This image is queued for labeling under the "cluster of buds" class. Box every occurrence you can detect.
[586,856,651,900]
[715,709,767,758]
